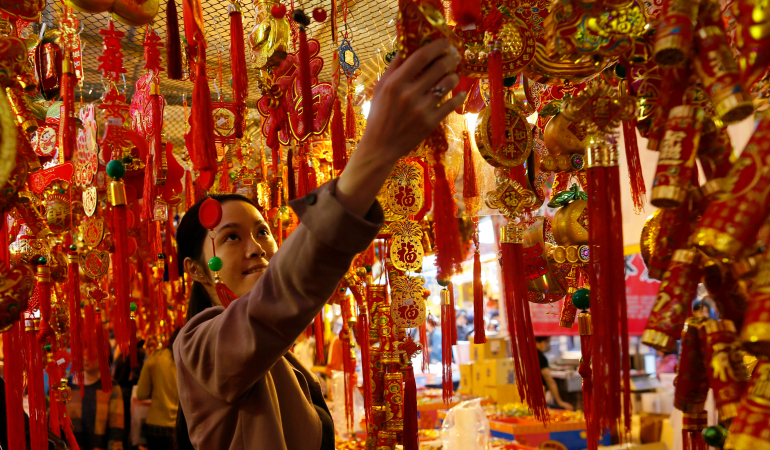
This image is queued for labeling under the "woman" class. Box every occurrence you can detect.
[136,329,179,450]
[174,39,465,450]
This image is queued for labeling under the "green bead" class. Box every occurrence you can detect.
[615,64,627,78]
[208,256,223,272]
[122,155,133,164]
[158,253,165,259]
[130,302,137,312]
[572,288,590,310]
[44,344,52,351]
[437,279,450,287]
[702,426,727,448]
[503,76,517,87]
[364,264,372,273]
[38,256,47,265]
[58,188,66,194]
[69,244,77,251]
[106,160,126,179]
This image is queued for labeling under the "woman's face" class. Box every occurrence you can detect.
[199,200,278,299]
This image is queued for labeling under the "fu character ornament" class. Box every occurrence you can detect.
[199,197,239,307]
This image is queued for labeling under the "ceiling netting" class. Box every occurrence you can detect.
[39,0,400,150]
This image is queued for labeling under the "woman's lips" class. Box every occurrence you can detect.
[243,265,267,275]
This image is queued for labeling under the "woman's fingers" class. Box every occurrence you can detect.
[392,39,453,84]
[377,51,403,87]
[410,47,462,96]
[414,72,461,115]
[432,91,468,123]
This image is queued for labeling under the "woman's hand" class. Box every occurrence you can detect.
[336,39,466,217]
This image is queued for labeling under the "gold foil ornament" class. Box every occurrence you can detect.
[390,275,427,328]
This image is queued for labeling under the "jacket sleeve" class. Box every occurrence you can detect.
[175,179,384,403]
[135,355,153,401]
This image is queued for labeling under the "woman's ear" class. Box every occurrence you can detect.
[184,257,210,285]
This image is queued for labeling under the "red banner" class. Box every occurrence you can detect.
[531,253,660,336]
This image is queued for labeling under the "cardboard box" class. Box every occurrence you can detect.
[471,337,510,361]
[458,363,474,394]
[480,358,516,386]
[485,384,521,405]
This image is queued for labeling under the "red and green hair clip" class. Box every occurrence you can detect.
[199,197,239,307]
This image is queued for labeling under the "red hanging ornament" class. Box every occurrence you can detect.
[166,0,183,79]
[3,323,27,450]
[199,197,240,307]
[440,285,453,403]
[331,98,347,172]
[450,0,481,27]
[472,223,486,344]
[314,312,325,364]
[230,2,248,139]
[431,134,464,280]
[66,250,84,383]
[623,72,646,213]
[487,42,506,152]
[312,7,327,22]
[34,262,53,342]
[24,316,47,450]
[271,3,287,18]
[293,10,315,140]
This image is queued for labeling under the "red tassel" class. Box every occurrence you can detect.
[110,205,131,357]
[345,85,356,140]
[230,4,248,138]
[185,171,195,210]
[94,306,113,393]
[432,160,464,280]
[314,312,325,364]
[420,321,430,372]
[166,218,179,282]
[60,66,76,161]
[473,242,486,343]
[579,332,598,450]
[441,288,453,403]
[449,282,457,345]
[25,319,47,450]
[219,163,232,193]
[331,99,347,172]
[488,46,506,152]
[46,359,61,436]
[215,282,238,308]
[287,149,297,201]
[83,302,96,368]
[451,0,481,26]
[60,406,81,450]
[166,0,183,80]
[502,240,549,423]
[297,27,314,139]
[462,131,479,199]
[35,265,54,342]
[141,155,155,221]
[67,251,84,383]
[4,323,27,450]
[341,322,356,434]
[403,363,419,450]
[623,119,646,213]
[297,155,309,198]
[357,309,372,425]
[191,44,218,189]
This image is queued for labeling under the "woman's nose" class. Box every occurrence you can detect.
[247,236,266,258]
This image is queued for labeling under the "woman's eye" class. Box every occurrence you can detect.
[225,233,240,241]
[258,228,270,236]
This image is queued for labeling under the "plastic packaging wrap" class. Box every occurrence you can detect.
[440,398,490,450]
[330,370,365,437]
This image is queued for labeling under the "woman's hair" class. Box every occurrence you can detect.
[174,193,255,450]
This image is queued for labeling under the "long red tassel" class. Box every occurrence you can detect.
[502,238,549,423]
[59,405,81,450]
[93,306,113,393]
[83,302,96,369]
[432,160,464,279]
[166,0,183,80]
[297,25,314,139]
[345,84,356,140]
[230,3,248,138]
[61,60,76,161]
[462,131,479,208]
[473,239,486,343]
[110,205,131,360]
[331,99,347,172]
[357,308,372,425]
[441,288,453,403]
[449,282,457,345]
[341,324,355,433]
[451,0,481,26]
[215,282,238,308]
[297,153,310,198]
[579,323,598,450]
[25,318,47,450]
[487,44,506,152]
[287,149,297,201]
[191,44,218,189]
[403,363,419,450]
[67,250,84,385]
[622,119,646,213]
[141,155,155,221]
[314,312,325,364]
[46,359,61,436]
[219,162,232,193]
[4,323,27,450]
[35,265,54,342]
[185,171,195,210]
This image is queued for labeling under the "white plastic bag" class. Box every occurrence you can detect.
[329,370,365,438]
[440,398,490,450]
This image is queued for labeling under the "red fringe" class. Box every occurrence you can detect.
[297,28,314,139]
[110,206,131,357]
[449,282,457,345]
[420,322,430,372]
[166,0,183,80]
[129,313,138,367]
[314,312,325,364]
[61,71,76,161]
[83,303,96,368]
[579,334,598,450]
[341,325,356,434]
[345,86,356,140]
[4,323,27,450]
[331,99,347,172]
[441,300,453,403]
[451,0,481,26]
[26,323,47,450]
[358,310,372,425]
[94,308,113,393]
[683,431,708,450]
[35,269,54,342]
[623,119,646,213]
[297,154,310,198]
[141,155,155,221]
[287,149,297,201]
[403,364,419,450]
[462,131,479,199]
[432,161,463,280]
[487,48,506,152]
[230,6,248,138]
[191,45,218,190]
[67,252,84,382]
[502,242,549,423]
[473,247,486,343]
[185,171,195,210]
[46,359,61,436]
[216,282,238,308]
[60,406,81,450]
[219,163,232,193]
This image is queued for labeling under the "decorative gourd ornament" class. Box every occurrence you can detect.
[543,112,591,156]
[549,184,589,246]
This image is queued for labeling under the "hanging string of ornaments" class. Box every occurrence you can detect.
[0,0,768,449]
